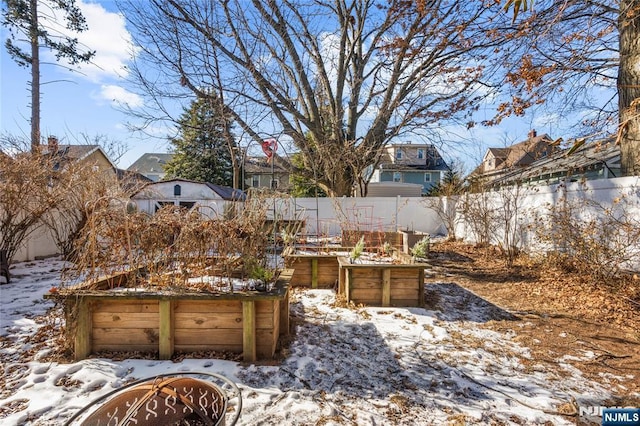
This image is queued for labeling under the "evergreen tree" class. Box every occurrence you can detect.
[164,96,236,186]
[2,0,95,152]
[427,168,465,197]
[289,152,326,198]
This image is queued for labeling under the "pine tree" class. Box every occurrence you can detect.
[2,0,95,152]
[164,96,236,186]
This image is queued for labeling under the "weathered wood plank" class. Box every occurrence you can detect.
[93,328,159,345]
[94,300,159,313]
[311,258,318,289]
[174,300,242,313]
[92,312,159,329]
[351,288,383,300]
[243,301,256,362]
[158,299,174,360]
[272,299,280,349]
[93,344,158,353]
[279,289,289,337]
[382,269,391,307]
[174,343,243,353]
[175,312,243,329]
[173,329,243,346]
[390,288,420,299]
[75,300,92,361]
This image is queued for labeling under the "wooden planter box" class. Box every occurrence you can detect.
[341,229,404,250]
[399,230,430,254]
[337,254,426,307]
[46,270,293,363]
[283,250,344,289]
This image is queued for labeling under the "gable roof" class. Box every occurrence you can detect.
[45,144,118,170]
[492,138,620,186]
[470,133,557,179]
[244,156,288,173]
[132,178,246,201]
[127,153,174,174]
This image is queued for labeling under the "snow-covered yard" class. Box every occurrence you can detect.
[0,258,622,425]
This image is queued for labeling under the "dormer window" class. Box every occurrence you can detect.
[417,148,424,159]
[396,149,403,160]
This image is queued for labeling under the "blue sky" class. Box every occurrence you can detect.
[1,0,168,168]
[0,0,590,171]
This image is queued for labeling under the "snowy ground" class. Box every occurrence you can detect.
[0,258,622,425]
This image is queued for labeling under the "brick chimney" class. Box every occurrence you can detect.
[47,136,59,153]
[527,129,537,138]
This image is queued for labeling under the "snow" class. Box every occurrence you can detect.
[0,258,624,425]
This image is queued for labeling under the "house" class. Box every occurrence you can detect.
[44,136,118,173]
[368,143,449,195]
[131,178,245,219]
[11,136,121,262]
[242,156,291,192]
[467,130,559,187]
[490,138,621,187]
[127,153,174,182]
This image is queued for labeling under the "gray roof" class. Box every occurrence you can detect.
[492,139,620,185]
[133,178,246,201]
[127,153,174,174]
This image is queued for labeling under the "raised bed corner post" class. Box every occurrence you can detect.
[74,297,92,361]
[382,268,391,307]
[311,258,318,289]
[243,300,257,362]
[419,268,426,307]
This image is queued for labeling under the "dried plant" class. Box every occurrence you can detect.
[64,189,275,292]
[410,236,430,259]
[534,184,640,281]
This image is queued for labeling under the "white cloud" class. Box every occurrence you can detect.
[75,1,136,82]
[38,0,135,82]
[99,84,143,108]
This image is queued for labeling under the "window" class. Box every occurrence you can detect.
[396,149,403,160]
[393,172,401,182]
[174,184,181,196]
[179,201,196,210]
[270,178,279,189]
[417,148,424,159]
[252,175,259,187]
[424,173,431,182]
[155,201,174,212]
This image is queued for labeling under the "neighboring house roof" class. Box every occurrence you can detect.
[132,178,246,201]
[45,144,118,170]
[244,156,288,173]
[492,139,620,186]
[378,144,449,171]
[127,153,174,175]
[469,132,557,181]
[116,168,154,194]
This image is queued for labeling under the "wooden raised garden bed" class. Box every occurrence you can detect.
[47,270,293,363]
[337,254,427,307]
[283,246,357,289]
[341,229,404,250]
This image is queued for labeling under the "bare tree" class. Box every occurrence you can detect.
[493,1,640,176]
[118,0,510,196]
[2,0,95,152]
[0,137,66,262]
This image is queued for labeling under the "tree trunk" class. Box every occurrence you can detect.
[30,0,40,152]
[619,1,640,176]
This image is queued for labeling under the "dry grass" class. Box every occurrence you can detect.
[427,241,640,397]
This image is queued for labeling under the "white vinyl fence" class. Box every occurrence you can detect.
[12,176,640,267]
